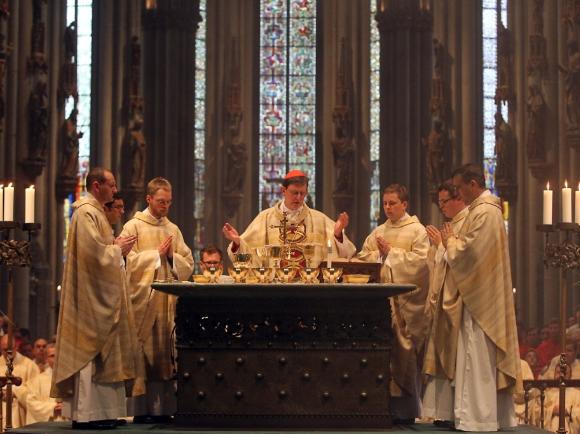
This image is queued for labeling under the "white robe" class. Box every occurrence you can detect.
[25,367,61,424]
[0,352,40,429]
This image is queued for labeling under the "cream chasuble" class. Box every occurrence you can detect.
[122,210,194,381]
[358,214,429,402]
[52,195,140,400]
[423,207,468,379]
[445,192,521,394]
[227,201,356,266]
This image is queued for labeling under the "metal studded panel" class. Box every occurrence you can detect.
[162,283,408,429]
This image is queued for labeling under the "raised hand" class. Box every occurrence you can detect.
[158,235,173,258]
[426,225,442,246]
[222,222,241,245]
[440,223,453,248]
[376,235,391,257]
[334,212,349,238]
[115,235,137,257]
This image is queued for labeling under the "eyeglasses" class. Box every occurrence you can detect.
[202,261,222,266]
[383,201,402,207]
[112,205,125,210]
[438,198,452,206]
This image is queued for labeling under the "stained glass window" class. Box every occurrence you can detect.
[63,0,92,251]
[369,0,381,229]
[193,0,207,255]
[259,0,317,210]
[482,0,507,194]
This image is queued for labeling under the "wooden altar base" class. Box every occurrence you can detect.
[13,421,550,433]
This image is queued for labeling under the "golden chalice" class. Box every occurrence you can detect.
[202,265,223,283]
[321,267,343,283]
[298,267,320,284]
[228,267,249,283]
[252,267,275,283]
[233,252,253,269]
[275,267,297,283]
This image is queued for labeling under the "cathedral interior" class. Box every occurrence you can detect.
[0,0,578,346]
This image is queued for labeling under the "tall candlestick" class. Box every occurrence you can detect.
[326,239,332,269]
[25,185,35,224]
[4,183,14,222]
[562,180,572,223]
[543,182,553,225]
[0,185,3,221]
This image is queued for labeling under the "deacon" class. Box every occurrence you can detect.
[440,163,520,431]
[122,177,194,423]
[222,170,356,265]
[51,167,140,430]
[421,181,467,425]
[358,184,429,423]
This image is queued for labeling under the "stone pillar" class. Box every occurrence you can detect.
[376,0,433,218]
[142,0,198,247]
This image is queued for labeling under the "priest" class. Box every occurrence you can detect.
[51,167,140,430]
[358,183,429,423]
[422,181,468,424]
[439,163,521,431]
[222,170,356,266]
[121,177,194,423]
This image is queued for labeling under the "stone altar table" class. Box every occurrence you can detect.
[152,282,415,429]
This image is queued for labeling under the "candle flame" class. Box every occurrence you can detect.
[0,184,3,188]
[546,181,550,190]
[29,185,34,189]
[565,180,569,188]
[7,183,12,188]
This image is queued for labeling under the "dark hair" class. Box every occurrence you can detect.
[437,181,458,199]
[200,244,223,261]
[282,176,308,188]
[451,163,486,188]
[383,184,409,203]
[105,192,124,209]
[85,167,108,191]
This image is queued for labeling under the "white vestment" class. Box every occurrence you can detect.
[25,367,60,424]
[454,306,517,431]
[0,352,40,429]
[62,361,126,422]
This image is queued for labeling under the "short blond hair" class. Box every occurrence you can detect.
[147,177,172,196]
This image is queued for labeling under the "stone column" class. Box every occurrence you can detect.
[376,0,433,218]
[142,0,198,247]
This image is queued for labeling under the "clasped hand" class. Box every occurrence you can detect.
[114,235,137,256]
[158,236,173,259]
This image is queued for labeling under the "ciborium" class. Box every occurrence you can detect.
[275,267,297,283]
[252,267,275,283]
[228,266,249,283]
[298,267,320,284]
[321,267,343,283]
[202,265,223,283]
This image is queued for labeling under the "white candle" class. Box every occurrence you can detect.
[0,185,3,221]
[563,180,572,223]
[543,182,553,225]
[4,183,14,222]
[25,185,35,224]
[326,239,332,269]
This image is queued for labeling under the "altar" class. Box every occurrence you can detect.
[152,281,415,429]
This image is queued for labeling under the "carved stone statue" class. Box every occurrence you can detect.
[60,21,78,104]
[423,119,446,188]
[526,84,546,161]
[28,81,49,161]
[332,137,355,195]
[494,111,516,183]
[129,36,141,97]
[560,40,580,130]
[64,21,76,63]
[59,108,82,178]
[128,108,146,188]
[224,139,247,194]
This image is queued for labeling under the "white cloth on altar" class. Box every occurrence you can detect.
[62,361,126,422]
[454,306,517,431]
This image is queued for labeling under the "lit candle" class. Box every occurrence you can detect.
[4,183,14,222]
[326,239,332,269]
[0,185,3,221]
[563,180,572,223]
[25,185,35,224]
[543,182,552,225]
